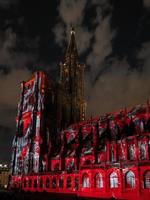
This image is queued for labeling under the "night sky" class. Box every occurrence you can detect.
[0,0,150,162]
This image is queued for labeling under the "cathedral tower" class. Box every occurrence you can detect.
[59,27,86,127]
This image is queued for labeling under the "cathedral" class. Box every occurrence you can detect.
[10,28,150,200]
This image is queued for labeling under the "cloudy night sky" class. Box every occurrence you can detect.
[0,0,150,162]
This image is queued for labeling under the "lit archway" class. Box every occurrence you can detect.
[144,171,150,189]
[125,171,135,188]
[33,179,37,188]
[39,178,43,188]
[66,176,71,189]
[28,179,32,188]
[46,178,50,188]
[109,172,118,188]
[52,177,57,189]
[94,173,103,188]
[82,173,90,188]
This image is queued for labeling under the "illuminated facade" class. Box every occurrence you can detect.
[10,29,150,199]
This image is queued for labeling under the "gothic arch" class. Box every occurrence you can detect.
[144,171,150,189]
[24,179,27,188]
[33,179,37,188]
[82,173,90,188]
[94,173,103,188]
[28,179,32,188]
[125,171,135,188]
[66,176,71,189]
[39,178,43,188]
[109,171,118,188]
[52,177,57,189]
[46,177,50,188]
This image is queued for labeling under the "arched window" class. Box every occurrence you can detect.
[125,171,135,188]
[140,143,146,160]
[39,178,43,188]
[59,178,63,188]
[110,146,115,162]
[94,173,103,188]
[144,171,150,189]
[34,179,37,188]
[82,173,90,188]
[66,176,71,189]
[28,179,32,188]
[109,172,118,188]
[75,177,79,190]
[46,178,50,188]
[24,179,27,188]
[128,144,135,160]
[52,177,57,189]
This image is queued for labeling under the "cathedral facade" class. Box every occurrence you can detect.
[10,29,150,199]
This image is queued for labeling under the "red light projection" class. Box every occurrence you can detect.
[10,72,150,200]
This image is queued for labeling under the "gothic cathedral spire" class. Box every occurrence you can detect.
[59,27,86,127]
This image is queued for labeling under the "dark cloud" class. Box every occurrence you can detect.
[0,125,14,162]
[0,0,18,9]
[0,68,31,127]
[53,0,150,118]
[53,0,92,55]
[144,0,150,8]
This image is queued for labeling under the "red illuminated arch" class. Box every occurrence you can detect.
[52,177,57,189]
[144,171,150,189]
[46,178,50,188]
[125,171,135,188]
[109,172,118,188]
[66,176,71,189]
[82,173,90,188]
[94,173,103,188]
[28,179,32,188]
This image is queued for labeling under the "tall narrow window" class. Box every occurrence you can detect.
[109,172,118,188]
[39,178,43,188]
[82,173,90,188]
[140,143,146,160]
[24,179,27,188]
[28,179,32,188]
[128,144,135,160]
[59,178,63,188]
[34,179,37,188]
[52,177,57,189]
[46,178,50,188]
[125,171,135,188]
[144,171,150,189]
[110,146,115,162]
[66,176,71,189]
[75,177,79,190]
[94,173,103,188]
